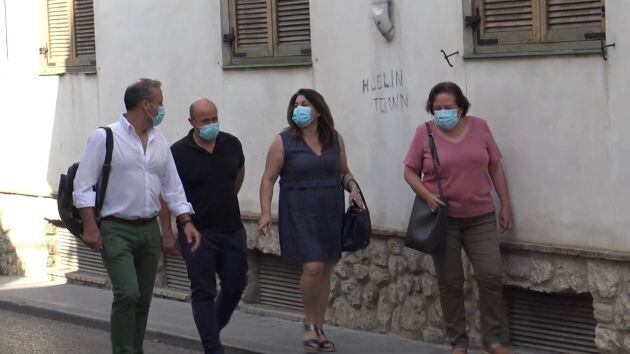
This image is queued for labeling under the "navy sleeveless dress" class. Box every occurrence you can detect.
[278,130,344,265]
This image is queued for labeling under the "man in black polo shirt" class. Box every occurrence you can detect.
[159,98,247,354]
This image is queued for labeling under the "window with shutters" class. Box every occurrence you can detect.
[223,0,311,67]
[466,0,606,57]
[40,0,96,75]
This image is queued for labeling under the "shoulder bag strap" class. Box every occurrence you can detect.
[424,122,444,196]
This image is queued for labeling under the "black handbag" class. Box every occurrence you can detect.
[341,181,371,252]
[404,122,449,255]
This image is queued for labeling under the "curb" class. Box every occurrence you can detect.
[0,297,256,354]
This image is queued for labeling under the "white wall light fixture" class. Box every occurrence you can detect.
[371,1,394,41]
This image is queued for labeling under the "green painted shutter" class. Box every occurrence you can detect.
[542,0,604,43]
[41,0,72,74]
[73,0,96,67]
[229,0,273,58]
[475,0,535,45]
[273,0,311,57]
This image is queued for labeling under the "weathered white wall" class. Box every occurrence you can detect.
[0,0,100,276]
[0,0,628,255]
[311,0,466,230]
[0,0,7,70]
[600,0,630,251]
[308,0,630,253]
[0,0,99,196]
[92,0,313,213]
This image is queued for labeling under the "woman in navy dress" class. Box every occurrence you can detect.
[259,89,364,353]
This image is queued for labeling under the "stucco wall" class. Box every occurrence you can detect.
[0,0,628,254]
[311,0,630,252]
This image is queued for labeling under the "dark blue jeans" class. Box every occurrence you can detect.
[179,227,248,354]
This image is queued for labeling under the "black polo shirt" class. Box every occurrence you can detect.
[171,129,245,233]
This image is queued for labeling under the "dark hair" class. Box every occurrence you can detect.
[124,78,162,110]
[189,103,196,120]
[425,81,470,116]
[286,88,338,149]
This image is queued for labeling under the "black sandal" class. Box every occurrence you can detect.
[303,323,320,354]
[314,325,336,352]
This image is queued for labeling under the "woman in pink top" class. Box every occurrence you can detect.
[404,82,513,354]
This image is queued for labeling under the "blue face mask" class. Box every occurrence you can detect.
[199,122,220,141]
[434,109,459,130]
[149,103,165,127]
[292,106,313,128]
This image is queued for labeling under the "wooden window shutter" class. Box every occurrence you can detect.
[273,0,311,57]
[474,0,536,45]
[229,0,273,58]
[41,0,72,74]
[542,0,604,43]
[72,0,95,66]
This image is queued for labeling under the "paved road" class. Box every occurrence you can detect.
[0,308,202,354]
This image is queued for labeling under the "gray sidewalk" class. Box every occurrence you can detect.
[0,276,532,354]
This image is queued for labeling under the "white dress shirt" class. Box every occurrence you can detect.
[73,114,193,219]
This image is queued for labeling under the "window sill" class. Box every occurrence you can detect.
[223,59,312,70]
[463,48,602,60]
[39,66,97,76]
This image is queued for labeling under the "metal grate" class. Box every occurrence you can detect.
[57,229,107,277]
[164,255,191,291]
[258,255,303,311]
[507,287,598,354]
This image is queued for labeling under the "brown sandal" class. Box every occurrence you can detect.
[314,325,336,352]
[303,323,320,354]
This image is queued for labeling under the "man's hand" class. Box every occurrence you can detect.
[183,222,201,252]
[82,225,102,252]
[77,207,101,251]
[162,235,180,255]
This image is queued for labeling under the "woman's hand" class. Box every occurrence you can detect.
[258,213,272,236]
[499,205,513,232]
[424,193,446,213]
[349,183,365,210]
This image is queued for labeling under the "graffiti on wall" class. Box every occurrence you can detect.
[362,69,408,114]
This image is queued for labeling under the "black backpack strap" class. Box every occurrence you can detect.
[96,127,113,215]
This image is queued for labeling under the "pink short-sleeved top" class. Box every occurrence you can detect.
[404,117,502,218]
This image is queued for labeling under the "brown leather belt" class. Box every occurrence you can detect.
[102,216,156,226]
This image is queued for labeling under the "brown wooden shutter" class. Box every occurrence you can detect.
[41,0,72,74]
[72,0,96,66]
[273,0,311,57]
[542,0,604,43]
[475,0,536,45]
[229,0,273,58]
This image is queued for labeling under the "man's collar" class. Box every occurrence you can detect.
[184,129,201,149]
[120,113,133,131]
[121,113,155,138]
[184,128,221,150]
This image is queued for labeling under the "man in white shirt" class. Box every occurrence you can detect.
[73,78,201,354]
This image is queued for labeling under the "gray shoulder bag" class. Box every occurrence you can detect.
[404,122,449,255]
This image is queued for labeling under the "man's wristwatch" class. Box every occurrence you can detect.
[180,219,193,226]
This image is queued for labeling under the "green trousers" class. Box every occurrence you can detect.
[100,219,161,354]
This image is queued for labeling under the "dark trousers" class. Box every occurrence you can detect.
[179,227,248,354]
[432,212,504,349]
